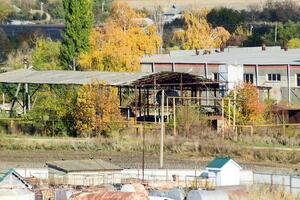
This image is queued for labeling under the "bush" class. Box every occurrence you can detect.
[287,38,300,48]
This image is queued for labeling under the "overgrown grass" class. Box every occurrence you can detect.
[231,186,300,200]
[0,129,300,167]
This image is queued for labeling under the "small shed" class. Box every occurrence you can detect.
[206,157,242,186]
[0,169,34,200]
[46,159,123,186]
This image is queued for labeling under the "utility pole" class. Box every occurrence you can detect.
[233,91,237,141]
[274,22,278,44]
[23,58,29,113]
[160,90,165,168]
[141,124,145,182]
[101,0,106,13]
[73,59,76,71]
[249,24,253,35]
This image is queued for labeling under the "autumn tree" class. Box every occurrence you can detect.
[60,0,93,69]
[173,9,230,50]
[73,82,121,137]
[78,2,161,72]
[225,83,265,125]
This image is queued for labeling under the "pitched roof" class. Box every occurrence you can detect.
[0,70,218,88]
[0,168,32,189]
[0,169,14,182]
[46,159,123,173]
[206,157,232,169]
[141,46,300,65]
[0,69,152,86]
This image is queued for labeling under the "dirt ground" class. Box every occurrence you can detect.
[0,149,298,174]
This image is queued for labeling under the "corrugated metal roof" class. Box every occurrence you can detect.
[142,46,300,65]
[0,69,153,86]
[206,157,231,169]
[0,70,219,88]
[46,159,123,172]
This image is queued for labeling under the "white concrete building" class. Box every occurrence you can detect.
[206,157,242,186]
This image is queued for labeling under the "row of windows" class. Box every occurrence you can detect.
[213,73,300,86]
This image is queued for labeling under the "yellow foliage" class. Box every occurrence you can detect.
[78,2,161,72]
[287,38,300,49]
[173,9,230,50]
[73,82,122,137]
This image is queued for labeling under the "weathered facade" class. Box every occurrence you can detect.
[141,47,300,104]
[47,159,123,186]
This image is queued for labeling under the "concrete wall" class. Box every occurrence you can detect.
[48,168,122,186]
[140,62,300,104]
[14,168,48,179]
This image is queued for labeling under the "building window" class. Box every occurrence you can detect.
[244,73,254,84]
[297,74,300,86]
[267,73,281,82]
[213,73,219,81]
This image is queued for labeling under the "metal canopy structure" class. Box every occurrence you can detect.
[0,69,224,118]
[0,69,153,86]
[0,69,219,88]
[132,71,219,89]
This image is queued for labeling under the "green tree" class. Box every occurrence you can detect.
[0,28,12,62]
[32,37,62,70]
[26,85,76,136]
[207,7,245,33]
[93,0,113,24]
[0,0,13,22]
[60,0,93,69]
[262,21,300,46]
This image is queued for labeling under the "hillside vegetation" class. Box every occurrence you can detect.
[121,0,300,10]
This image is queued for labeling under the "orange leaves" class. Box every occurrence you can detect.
[173,9,230,50]
[78,2,161,72]
[73,82,121,137]
[232,83,265,125]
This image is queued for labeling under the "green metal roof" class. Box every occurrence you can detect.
[0,168,16,182]
[207,157,231,169]
[46,159,123,173]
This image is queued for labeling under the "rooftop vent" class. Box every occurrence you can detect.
[262,43,266,51]
[195,48,200,55]
[220,43,225,52]
[203,50,211,55]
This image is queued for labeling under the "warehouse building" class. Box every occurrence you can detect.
[141,46,300,104]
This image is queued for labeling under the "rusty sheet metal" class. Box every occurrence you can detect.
[121,183,148,197]
[71,191,149,200]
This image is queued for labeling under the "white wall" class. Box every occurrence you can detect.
[123,169,204,181]
[227,64,244,90]
[14,168,48,179]
[220,162,240,186]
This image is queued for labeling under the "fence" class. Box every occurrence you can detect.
[253,172,300,195]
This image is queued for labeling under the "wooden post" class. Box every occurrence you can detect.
[228,98,231,127]
[166,96,169,123]
[173,97,176,136]
[233,91,237,140]
[160,90,165,168]
[141,124,145,182]
[221,98,225,139]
